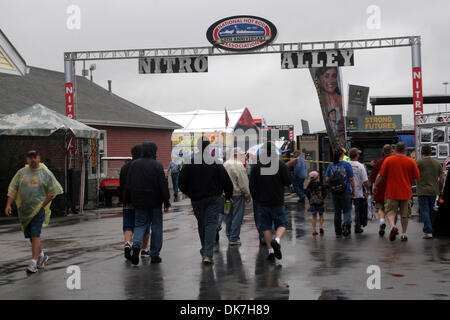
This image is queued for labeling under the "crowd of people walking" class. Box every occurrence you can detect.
[3,138,450,272]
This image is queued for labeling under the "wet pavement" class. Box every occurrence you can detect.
[0,195,449,300]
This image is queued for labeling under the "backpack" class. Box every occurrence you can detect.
[328,164,348,195]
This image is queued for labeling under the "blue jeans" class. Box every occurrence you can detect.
[419,196,436,234]
[171,173,179,197]
[332,193,352,235]
[224,195,245,242]
[192,196,223,259]
[293,177,305,198]
[253,201,265,243]
[353,198,364,231]
[133,208,163,257]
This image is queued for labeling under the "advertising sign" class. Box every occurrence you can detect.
[206,16,277,51]
[139,56,208,74]
[347,84,370,117]
[346,115,402,131]
[310,67,346,150]
[281,50,354,69]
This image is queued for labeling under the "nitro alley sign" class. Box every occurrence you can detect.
[206,15,277,51]
[281,50,354,69]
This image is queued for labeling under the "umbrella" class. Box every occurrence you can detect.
[247,143,282,158]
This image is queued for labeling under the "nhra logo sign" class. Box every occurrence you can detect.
[206,15,277,51]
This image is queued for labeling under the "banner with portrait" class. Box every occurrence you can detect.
[309,67,346,150]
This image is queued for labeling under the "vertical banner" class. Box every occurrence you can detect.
[64,60,76,169]
[412,68,423,120]
[310,67,346,151]
[412,43,424,150]
[347,84,370,117]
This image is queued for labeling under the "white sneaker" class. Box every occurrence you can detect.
[27,262,38,274]
[37,253,49,269]
[423,233,433,239]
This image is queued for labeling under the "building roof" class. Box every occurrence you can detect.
[0,66,182,130]
[155,108,246,134]
[0,29,28,76]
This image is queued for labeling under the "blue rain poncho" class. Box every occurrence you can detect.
[7,163,63,230]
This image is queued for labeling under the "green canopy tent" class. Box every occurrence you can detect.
[0,104,101,213]
[0,103,100,139]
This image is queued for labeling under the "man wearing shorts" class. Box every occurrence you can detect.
[119,145,150,260]
[373,143,420,242]
[4,150,63,273]
[370,144,393,236]
[250,142,292,261]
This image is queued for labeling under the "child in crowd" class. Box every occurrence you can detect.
[305,171,327,236]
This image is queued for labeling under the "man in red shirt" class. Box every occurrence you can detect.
[370,144,393,237]
[373,142,420,242]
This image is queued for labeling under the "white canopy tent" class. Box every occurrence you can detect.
[155,108,244,134]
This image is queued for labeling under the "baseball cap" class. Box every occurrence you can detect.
[309,171,319,179]
[26,150,40,157]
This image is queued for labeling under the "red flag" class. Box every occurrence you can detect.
[225,109,230,127]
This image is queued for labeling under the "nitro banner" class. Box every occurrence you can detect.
[310,67,346,150]
[347,84,370,117]
[139,56,208,74]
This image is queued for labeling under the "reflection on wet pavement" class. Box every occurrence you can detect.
[0,195,450,300]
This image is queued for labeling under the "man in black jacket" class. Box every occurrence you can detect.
[119,145,151,260]
[179,137,233,264]
[125,142,170,265]
[250,142,292,261]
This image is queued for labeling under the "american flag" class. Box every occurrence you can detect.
[225,108,230,127]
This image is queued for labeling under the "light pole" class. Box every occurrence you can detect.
[443,82,449,112]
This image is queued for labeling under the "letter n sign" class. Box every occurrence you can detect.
[65,83,75,119]
[412,67,424,125]
[65,83,76,168]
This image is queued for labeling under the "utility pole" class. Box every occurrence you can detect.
[443,82,449,112]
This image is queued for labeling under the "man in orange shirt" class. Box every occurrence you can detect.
[373,142,420,242]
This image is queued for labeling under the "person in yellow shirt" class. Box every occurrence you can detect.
[4,150,63,274]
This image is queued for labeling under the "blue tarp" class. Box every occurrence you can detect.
[398,134,415,148]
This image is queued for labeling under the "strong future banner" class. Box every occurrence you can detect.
[310,67,346,151]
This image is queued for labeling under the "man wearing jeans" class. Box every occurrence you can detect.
[224,148,251,245]
[179,137,233,264]
[349,148,370,234]
[250,142,292,261]
[417,145,444,239]
[325,149,355,238]
[287,150,307,202]
[166,158,182,202]
[125,142,170,265]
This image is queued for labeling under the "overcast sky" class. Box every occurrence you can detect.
[1,0,450,134]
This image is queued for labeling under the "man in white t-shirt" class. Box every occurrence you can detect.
[349,148,370,233]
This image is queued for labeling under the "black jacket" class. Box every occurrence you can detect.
[179,154,233,202]
[124,142,170,209]
[119,160,132,204]
[250,159,292,207]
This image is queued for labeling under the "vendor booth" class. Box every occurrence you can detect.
[0,104,100,214]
